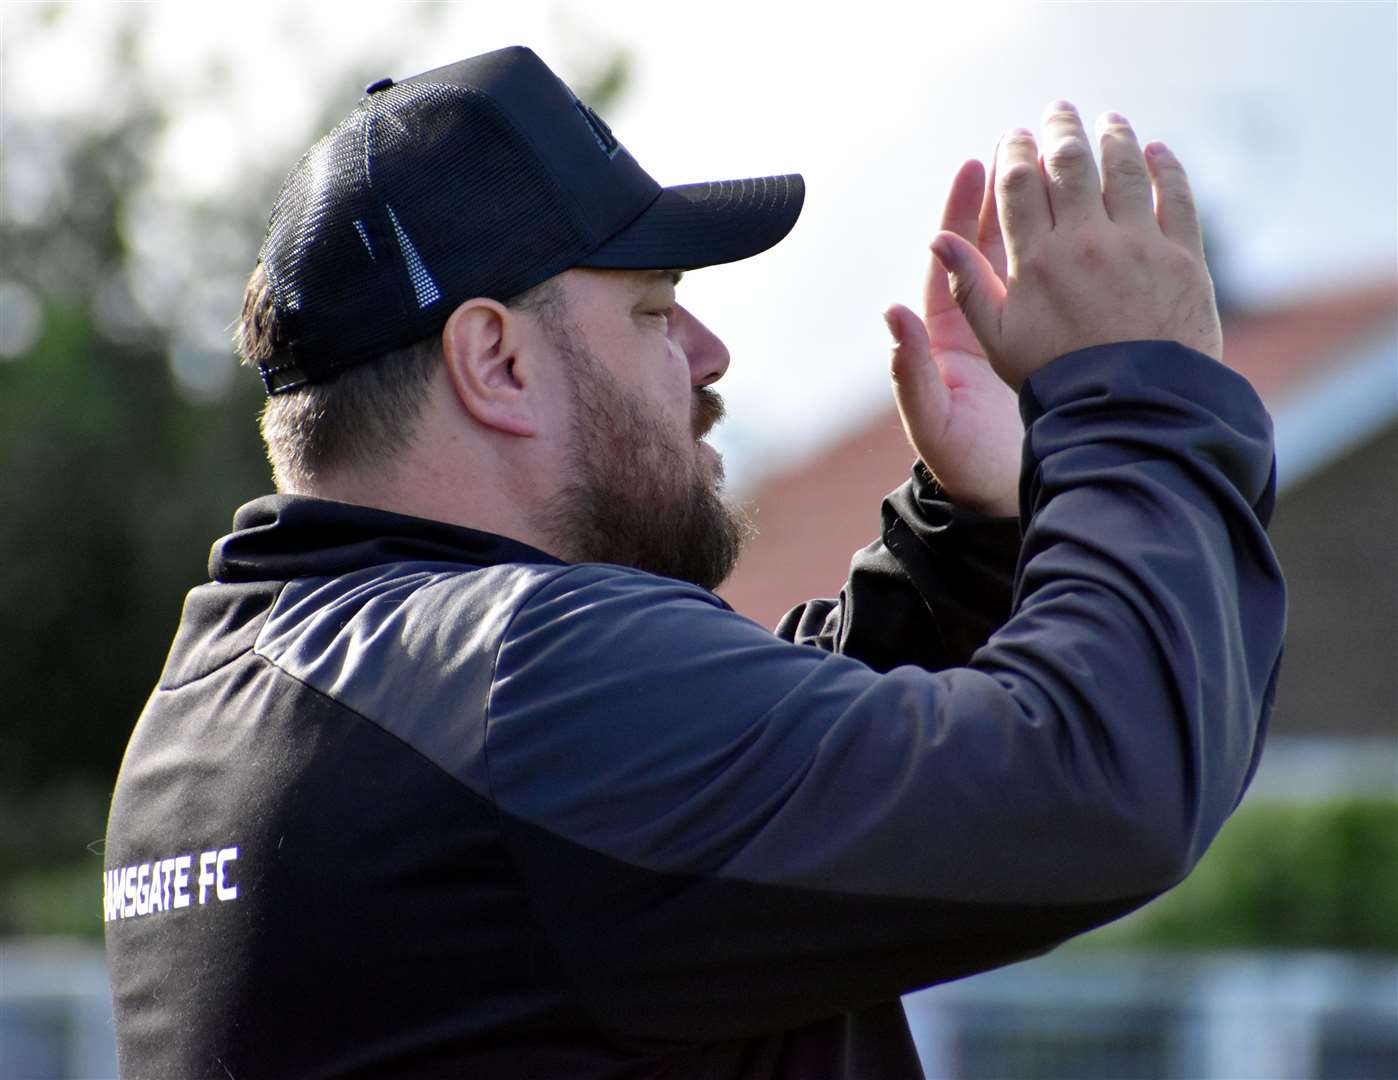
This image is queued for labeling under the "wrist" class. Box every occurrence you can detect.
[913,461,1018,520]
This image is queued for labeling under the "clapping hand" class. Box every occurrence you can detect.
[886,102,1222,518]
[885,158,1022,517]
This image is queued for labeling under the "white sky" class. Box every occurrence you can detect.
[4,0,1396,487]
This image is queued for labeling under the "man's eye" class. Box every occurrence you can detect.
[646,308,673,324]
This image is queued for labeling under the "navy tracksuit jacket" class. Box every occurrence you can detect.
[104,341,1286,1077]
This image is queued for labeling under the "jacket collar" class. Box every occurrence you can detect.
[210,495,566,583]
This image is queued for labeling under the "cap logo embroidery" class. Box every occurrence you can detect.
[575,100,620,159]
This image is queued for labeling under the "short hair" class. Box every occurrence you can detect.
[235,264,564,492]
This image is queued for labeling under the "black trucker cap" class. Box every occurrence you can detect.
[255,45,805,393]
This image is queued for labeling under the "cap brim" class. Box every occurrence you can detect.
[577,174,804,271]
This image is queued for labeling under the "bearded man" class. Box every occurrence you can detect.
[103,46,1285,1079]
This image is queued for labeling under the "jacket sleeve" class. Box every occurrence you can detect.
[776,460,1022,671]
[481,341,1285,1046]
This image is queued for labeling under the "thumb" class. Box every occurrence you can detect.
[931,230,1004,354]
[884,303,950,452]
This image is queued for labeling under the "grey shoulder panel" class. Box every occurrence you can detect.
[255,560,571,798]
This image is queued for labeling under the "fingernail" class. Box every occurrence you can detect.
[1104,111,1130,126]
[1145,140,1170,158]
[1048,99,1077,114]
[883,310,899,341]
[931,237,958,270]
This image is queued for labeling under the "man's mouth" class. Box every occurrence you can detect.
[693,387,726,440]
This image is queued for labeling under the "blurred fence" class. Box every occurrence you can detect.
[1,940,114,1080]
[905,950,1398,1079]
[3,938,1395,1079]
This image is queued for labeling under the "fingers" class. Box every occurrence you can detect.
[1145,141,1205,255]
[978,143,1008,282]
[999,103,1199,247]
[996,128,1051,258]
[1039,101,1104,227]
[1096,112,1154,226]
[885,302,950,441]
[942,159,986,238]
[930,231,1007,355]
[925,159,987,319]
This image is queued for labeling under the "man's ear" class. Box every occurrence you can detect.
[441,299,538,437]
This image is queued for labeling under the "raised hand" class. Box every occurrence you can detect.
[932,103,1222,390]
[885,159,1024,517]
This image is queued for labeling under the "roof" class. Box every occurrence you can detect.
[719,279,1398,628]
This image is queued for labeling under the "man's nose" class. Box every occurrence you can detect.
[673,304,730,387]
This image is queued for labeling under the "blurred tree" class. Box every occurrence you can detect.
[0,12,275,923]
[1081,799,1398,953]
[0,3,631,934]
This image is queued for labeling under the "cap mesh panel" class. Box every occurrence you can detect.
[259,82,589,388]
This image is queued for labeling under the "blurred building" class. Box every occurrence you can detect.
[720,279,1398,738]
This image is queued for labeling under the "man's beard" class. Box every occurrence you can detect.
[534,334,752,592]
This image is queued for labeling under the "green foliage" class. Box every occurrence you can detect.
[6,865,102,940]
[1084,799,1398,952]
[0,108,271,807]
[0,9,329,929]
[0,784,110,938]
[577,50,635,115]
